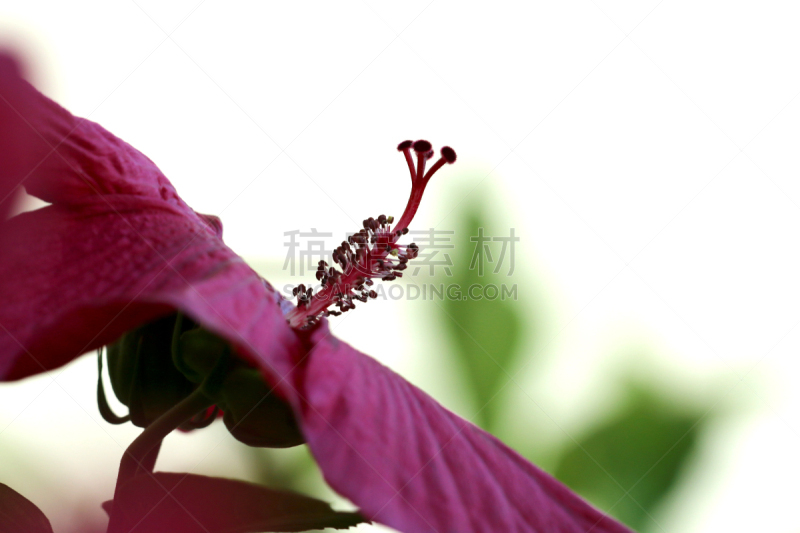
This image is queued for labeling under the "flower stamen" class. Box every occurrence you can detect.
[285,140,456,329]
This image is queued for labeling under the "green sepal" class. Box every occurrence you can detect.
[106,314,195,428]
[217,366,304,448]
[97,349,131,425]
[176,327,231,385]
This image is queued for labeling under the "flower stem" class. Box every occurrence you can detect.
[135,440,162,477]
[112,387,214,496]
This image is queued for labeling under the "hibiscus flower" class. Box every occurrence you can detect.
[0,53,632,533]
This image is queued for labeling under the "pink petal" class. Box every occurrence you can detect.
[0,482,54,533]
[0,53,39,221]
[106,472,364,532]
[0,59,298,382]
[0,199,298,381]
[291,325,633,533]
[0,65,190,209]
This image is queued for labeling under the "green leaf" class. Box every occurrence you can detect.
[106,472,366,533]
[553,385,708,532]
[0,484,53,533]
[439,204,523,427]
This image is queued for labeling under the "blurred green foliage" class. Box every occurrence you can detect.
[553,384,704,531]
[246,447,333,533]
[439,205,523,429]
[436,201,714,532]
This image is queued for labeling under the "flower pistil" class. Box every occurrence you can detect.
[285,140,456,329]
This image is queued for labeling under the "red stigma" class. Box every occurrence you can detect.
[441,146,457,164]
[412,140,432,153]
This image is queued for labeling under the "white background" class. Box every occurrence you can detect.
[2,1,800,532]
